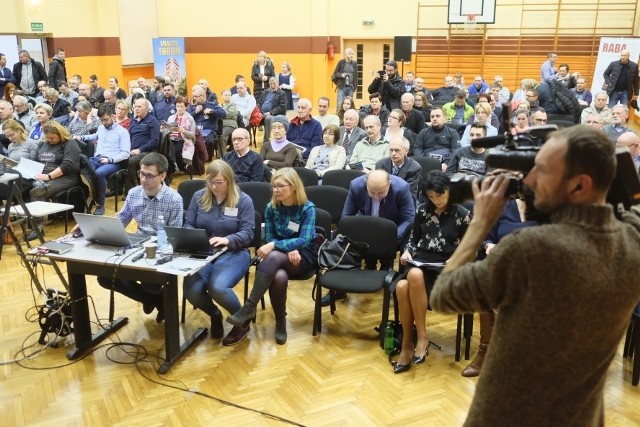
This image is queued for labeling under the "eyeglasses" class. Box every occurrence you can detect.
[388,116,400,120]
[231,137,248,142]
[206,179,226,186]
[138,171,161,180]
[271,184,291,191]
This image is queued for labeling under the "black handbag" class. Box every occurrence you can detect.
[317,234,369,270]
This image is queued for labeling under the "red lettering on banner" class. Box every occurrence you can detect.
[603,43,627,53]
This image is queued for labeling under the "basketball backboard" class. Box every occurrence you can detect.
[448,0,496,24]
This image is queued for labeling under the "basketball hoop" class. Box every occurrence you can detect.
[464,14,478,33]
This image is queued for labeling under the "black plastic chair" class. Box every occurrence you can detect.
[177,179,206,215]
[313,216,398,346]
[238,181,272,218]
[293,167,319,187]
[322,169,365,190]
[305,185,348,227]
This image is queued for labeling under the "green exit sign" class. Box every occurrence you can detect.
[31,22,43,32]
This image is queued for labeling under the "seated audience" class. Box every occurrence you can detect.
[400,93,426,135]
[153,82,177,122]
[603,104,635,143]
[29,103,53,141]
[315,96,340,129]
[459,102,498,147]
[443,90,474,125]
[581,91,612,125]
[183,160,254,345]
[413,91,431,124]
[339,109,367,162]
[127,98,160,190]
[512,109,531,133]
[45,88,72,119]
[258,77,287,144]
[394,171,471,373]
[447,123,489,177]
[572,77,592,106]
[227,168,319,345]
[114,99,131,130]
[231,81,256,127]
[218,89,239,158]
[305,124,347,178]
[414,108,461,167]
[67,101,99,138]
[0,119,37,201]
[431,76,459,104]
[337,96,356,126]
[12,95,36,130]
[383,108,416,155]
[359,92,390,128]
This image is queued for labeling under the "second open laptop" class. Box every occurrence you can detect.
[72,213,151,247]
[165,226,225,257]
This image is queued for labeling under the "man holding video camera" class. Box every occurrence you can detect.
[431,125,640,425]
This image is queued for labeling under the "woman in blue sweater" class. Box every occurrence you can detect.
[227,167,317,345]
[183,160,255,345]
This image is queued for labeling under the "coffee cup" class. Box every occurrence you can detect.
[144,242,157,259]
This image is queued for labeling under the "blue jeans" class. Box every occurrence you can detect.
[183,250,251,316]
[90,157,121,205]
[336,86,355,113]
[608,90,629,108]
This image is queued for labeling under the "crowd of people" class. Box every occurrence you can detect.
[2,45,640,425]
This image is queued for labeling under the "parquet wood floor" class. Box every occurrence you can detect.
[1,160,639,426]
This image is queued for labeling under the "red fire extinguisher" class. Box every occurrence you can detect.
[326,42,335,60]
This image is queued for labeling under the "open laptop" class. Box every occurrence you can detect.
[165,226,225,258]
[72,213,151,247]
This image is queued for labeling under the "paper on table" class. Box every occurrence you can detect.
[13,157,45,179]
[156,256,209,276]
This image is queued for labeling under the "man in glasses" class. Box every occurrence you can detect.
[12,95,36,130]
[71,153,183,322]
[530,108,548,126]
[74,105,131,215]
[224,127,264,183]
[616,131,640,174]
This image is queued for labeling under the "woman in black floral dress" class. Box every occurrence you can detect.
[392,170,471,373]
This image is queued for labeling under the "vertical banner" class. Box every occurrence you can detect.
[153,38,186,95]
[591,37,640,98]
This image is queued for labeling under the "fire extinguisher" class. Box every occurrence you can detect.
[326,42,335,60]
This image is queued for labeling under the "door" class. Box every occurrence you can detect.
[343,39,394,105]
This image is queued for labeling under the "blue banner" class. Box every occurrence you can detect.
[152,37,186,94]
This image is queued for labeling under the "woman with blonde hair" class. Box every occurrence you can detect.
[29,103,53,141]
[227,167,318,345]
[278,62,295,110]
[183,160,255,345]
[460,102,498,147]
[114,99,131,130]
[251,50,275,100]
[0,119,38,202]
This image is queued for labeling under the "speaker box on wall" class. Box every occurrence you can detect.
[393,36,412,62]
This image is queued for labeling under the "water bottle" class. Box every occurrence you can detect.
[384,321,395,356]
[156,213,168,253]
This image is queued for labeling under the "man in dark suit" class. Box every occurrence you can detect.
[339,108,367,161]
[322,170,415,305]
[375,136,422,200]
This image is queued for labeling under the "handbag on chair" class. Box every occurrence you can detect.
[317,234,369,271]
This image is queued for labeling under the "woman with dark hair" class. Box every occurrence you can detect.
[393,170,471,373]
[413,91,431,123]
[227,167,318,345]
[359,92,389,126]
[337,96,357,125]
[305,124,347,178]
[183,160,254,345]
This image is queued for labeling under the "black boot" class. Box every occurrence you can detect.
[26,218,44,242]
[227,271,271,327]
[270,284,288,345]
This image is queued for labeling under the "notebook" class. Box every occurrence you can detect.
[165,226,226,257]
[72,213,151,247]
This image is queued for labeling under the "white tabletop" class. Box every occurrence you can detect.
[3,201,75,217]
[0,173,19,184]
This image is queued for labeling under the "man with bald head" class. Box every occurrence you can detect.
[189,85,226,156]
[339,109,367,161]
[321,169,416,304]
[198,79,218,104]
[616,131,640,173]
[603,49,639,108]
[400,92,426,134]
[231,81,256,128]
[224,127,264,182]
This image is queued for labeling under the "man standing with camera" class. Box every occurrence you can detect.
[367,60,405,111]
[431,125,640,425]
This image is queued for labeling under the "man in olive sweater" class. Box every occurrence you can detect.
[432,125,640,426]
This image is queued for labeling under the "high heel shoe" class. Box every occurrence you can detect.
[412,342,430,364]
[393,360,412,374]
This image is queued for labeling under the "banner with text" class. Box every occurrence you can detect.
[591,37,640,103]
[153,38,186,95]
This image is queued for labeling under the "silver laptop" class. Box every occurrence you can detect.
[72,213,151,247]
[165,226,225,257]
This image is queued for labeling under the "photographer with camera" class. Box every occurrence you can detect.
[431,125,640,425]
[367,60,405,111]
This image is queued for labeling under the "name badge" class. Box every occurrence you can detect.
[287,221,300,232]
[224,207,239,217]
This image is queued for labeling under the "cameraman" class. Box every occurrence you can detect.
[431,125,640,425]
[367,60,405,111]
